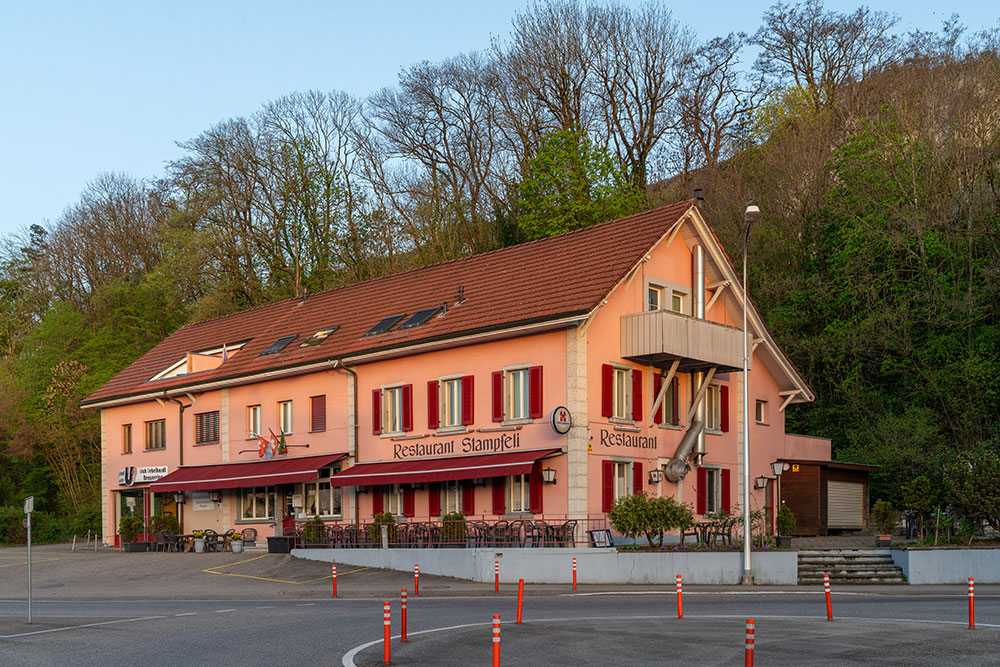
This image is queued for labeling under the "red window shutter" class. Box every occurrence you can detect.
[429,484,442,517]
[601,364,613,417]
[601,460,614,512]
[427,381,440,429]
[491,371,503,422]
[403,487,415,517]
[631,369,642,421]
[461,375,475,425]
[462,483,475,515]
[720,385,730,432]
[492,477,506,515]
[402,384,413,432]
[652,373,663,425]
[721,468,731,515]
[311,395,326,432]
[671,377,680,425]
[633,461,643,493]
[529,462,543,514]
[373,487,384,516]
[696,467,707,515]
[528,365,543,418]
[372,389,382,435]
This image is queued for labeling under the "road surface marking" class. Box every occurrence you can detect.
[0,616,166,638]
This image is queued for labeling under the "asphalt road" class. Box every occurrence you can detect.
[1,544,998,666]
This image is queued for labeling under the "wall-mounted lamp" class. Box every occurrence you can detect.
[648,469,664,485]
[771,461,790,476]
[173,492,185,505]
[209,491,222,503]
[541,467,557,484]
[754,476,769,490]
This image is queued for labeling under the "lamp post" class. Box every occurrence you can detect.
[742,204,761,585]
[770,461,789,533]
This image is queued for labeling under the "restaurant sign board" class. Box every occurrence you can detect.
[118,465,169,487]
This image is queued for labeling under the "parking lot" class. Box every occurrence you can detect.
[1,544,998,666]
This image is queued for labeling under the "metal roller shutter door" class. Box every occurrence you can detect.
[827,481,863,529]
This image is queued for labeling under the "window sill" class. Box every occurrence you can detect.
[193,441,219,447]
[308,430,326,434]
[500,418,533,427]
[705,429,724,436]
[755,421,769,426]
[608,417,636,425]
[236,519,276,525]
[655,423,683,431]
[144,448,166,452]
[502,513,535,519]
[436,426,468,436]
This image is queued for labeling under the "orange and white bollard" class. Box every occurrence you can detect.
[332,563,337,598]
[492,614,501,667]
[969,577,975,629]
[744,618,755,667]
[516,578,524,624]
[572,557,577,590]
[383,601,391,664]
[401,589,408,642]
[824,573,833,621]
[495,560,500,594]
[676,574,683,619]
[414,564,419,597]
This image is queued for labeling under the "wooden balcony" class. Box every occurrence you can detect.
[620,310,749,372]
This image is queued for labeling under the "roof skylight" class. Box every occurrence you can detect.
[260,335,298,356]
[300,326,339,347]
[364,314,407,336]
[398,306,442,330]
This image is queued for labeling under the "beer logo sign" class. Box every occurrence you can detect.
[551,406,572,434]
[118,466,138,487]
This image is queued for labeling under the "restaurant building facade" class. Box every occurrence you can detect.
[83,200,836,545]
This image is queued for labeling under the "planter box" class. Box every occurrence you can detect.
[123,542,149,553]
[267,536,294,554]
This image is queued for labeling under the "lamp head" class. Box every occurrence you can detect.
[744,204,761,224]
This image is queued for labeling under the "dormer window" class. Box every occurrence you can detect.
[148,342,248,382]
[260,335,297,356]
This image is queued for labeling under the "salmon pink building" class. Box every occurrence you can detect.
[83,200,839,546]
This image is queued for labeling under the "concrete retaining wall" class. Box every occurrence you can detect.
[890,548,1000,584]
[293,547,798,585]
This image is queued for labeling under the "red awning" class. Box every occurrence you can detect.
[328,448,562,487]
[149,453,347,492]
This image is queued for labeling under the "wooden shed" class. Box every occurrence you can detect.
[777,460,880,536]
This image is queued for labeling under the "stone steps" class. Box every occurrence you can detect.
[797,549,905,585]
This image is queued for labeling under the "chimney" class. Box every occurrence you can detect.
[693,188,704,203]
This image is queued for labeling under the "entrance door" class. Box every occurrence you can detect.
[827,481,864,530]
[764,478,775,535]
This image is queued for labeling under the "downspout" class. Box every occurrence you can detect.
[332,360,360,524]
[665,421,705,482]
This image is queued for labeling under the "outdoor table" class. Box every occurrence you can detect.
[176,535,195,552]
[695,522,715,544]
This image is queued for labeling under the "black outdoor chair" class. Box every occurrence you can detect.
[203,529,220,552]
[556,520,577,547]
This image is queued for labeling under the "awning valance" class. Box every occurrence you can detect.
[149,453,347,492]
[328,448,562,487]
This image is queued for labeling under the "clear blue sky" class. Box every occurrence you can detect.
[1,1,995,239]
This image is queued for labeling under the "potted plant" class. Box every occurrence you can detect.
[441,512,466,546]
[119,516,146,552]
[303,516,326,547]
[871,499,897,547]
[230,532,243,553]
[776,505,796,548]
[192,530,206,553]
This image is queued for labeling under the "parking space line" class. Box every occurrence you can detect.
[0,615,167,639]
[201,555,368,584]
[0,558,61,569]
[216,609,236,613]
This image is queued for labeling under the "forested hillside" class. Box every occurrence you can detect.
[2,1,998,541]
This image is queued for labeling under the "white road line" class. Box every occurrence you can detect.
[297,603,316,606]
[565,590,879,597]
[0,615,167,639]
[175,613,197,616]
[215,609,236,613]
[255,605,275,609]
[340,613,1000,667]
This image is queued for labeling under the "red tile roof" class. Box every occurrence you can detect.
[82,201,693,406]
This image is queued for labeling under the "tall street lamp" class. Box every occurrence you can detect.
[742,204,761,585]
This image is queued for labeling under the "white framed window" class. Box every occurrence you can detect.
[705,384,721,431]
[654,375,678,426]
[384,386,404,434]
[442,377,463,428]
[755,400,768,424]
[240,487,276,520]
[647,285,663,311]
[704,467,721,513]
[612,367,630,419]
[301,467,342,518]
[671,291,686,313]
[508,474,529,513]
[613,461,632,502]
[278,400,293,434]
[442,480,462,514]
[247,404,261,436]
[507,368,529,421]
[383,484,405,516]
